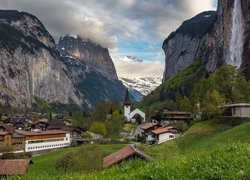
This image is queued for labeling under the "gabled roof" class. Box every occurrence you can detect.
[103,145,152,168]
[0,159,30,175]
[141,123,159,130]
[0,124,15,134]
[223,103,250,108]
[151,126,176,135]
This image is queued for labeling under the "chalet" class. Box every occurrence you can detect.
[31,120,48,131]
[0,124,15,134]
[223,103,250,118]
[160,108,193,125]
[124,89,145,123]
[47,120,67,130]
[103,145,152,168]
[141,123,161,142]
[151,126,182,144]
[16,130,70,152]
[0,160,31,176]
[0,132,12,147]
[60,126,85,142]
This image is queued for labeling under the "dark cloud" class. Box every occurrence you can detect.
[0,0,216,48]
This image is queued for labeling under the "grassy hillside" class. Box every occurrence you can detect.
[20,119,250,179]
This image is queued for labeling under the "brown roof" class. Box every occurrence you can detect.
[0,132,11,136]
[16,130,67,136]
[0,159,30,175]
[103,145,152,168]
[162,115,193,120]
[151,126,175,135]
[141,123,159,130]
[0,124,15,134]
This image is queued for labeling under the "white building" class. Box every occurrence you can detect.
[151,126,182,144]
[16,130,70,152]
[124,89,146,123]
[224,103,250,118]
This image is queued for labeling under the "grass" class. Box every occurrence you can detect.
[19,120,250,179]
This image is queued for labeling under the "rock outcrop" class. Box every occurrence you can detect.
[0,10,82,108]
[57,35,118,80]
[57,35,126,108]
[163,0,250,80]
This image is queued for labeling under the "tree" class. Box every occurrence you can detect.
[89,122,107,136]
[201,90,225,119]
[105,111,124,139]
[179,96,193,112]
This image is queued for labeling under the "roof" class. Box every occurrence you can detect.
[124,89,131,106]
[152,126,176,135]
[162,115,193,120]
[103,145,152,168]
[163,111,192,115]
[16,130,67,136]
[0,132,11,136]
[141,123,159,130]
[0,159,30,175]
[223,103,250,108]
[0,124,15,133]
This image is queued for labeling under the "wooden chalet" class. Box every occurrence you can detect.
[161,108,193,125]
[103,145,152,168]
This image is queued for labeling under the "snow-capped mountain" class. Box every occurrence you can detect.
[120,77,162,96]
[113,55,162,98]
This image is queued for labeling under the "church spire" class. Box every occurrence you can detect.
[124,89,131,106]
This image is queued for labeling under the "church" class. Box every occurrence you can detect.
[123,89,146,123]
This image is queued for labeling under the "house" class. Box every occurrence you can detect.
[160,108,193,125]
[124,89,145,123]
[103,145,152,168]
[0,124,15,134]
[151,126,182,144]
[60,126,85,142]
[140,123,161,142]
[223,103,250,118]
[31,120,48,131]
[0,160,31,176]
[0,132,12,147]
[16,130,70,152]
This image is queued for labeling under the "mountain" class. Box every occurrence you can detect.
[57,35,126,108]
[113,56,162,100]
[0,10,82,108]
[163,0,250,81]
[120,77,162,96]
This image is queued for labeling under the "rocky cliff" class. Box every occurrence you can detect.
[163,0,250,80]
[57,35,118,80]
[0,10,82,108]
[57,35,127,108]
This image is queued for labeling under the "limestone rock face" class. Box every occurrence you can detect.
[0,10,82,107]
[57,35,118,80]
[163,0,250,80]
[57,35,127,108]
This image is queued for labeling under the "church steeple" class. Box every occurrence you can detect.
[124,89,131,106]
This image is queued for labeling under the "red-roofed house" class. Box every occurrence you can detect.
[152,126,182,144]
[103,145,152,168]
[141,123,161,142]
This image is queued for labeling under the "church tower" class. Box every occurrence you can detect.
[124,89,131,120]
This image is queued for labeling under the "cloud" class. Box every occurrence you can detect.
[113,58,165,78]
[0,0,217,49]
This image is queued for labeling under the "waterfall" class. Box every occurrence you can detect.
[228,0,244,68]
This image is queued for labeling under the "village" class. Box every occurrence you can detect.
[1,89,250,176]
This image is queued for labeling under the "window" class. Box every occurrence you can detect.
[169,135,174,138]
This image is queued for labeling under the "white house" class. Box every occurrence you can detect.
[151,126,182,144]
[16,130,70,152]
[124,89,145,123]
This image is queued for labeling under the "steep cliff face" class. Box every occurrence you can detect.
[242,0,250,79]
[163,11,217,80]
[0,10,82,107]
[163,0,250,80]
[57,35,127,108]
[57,35,118,80]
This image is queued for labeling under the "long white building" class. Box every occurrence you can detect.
[16,130,70,152]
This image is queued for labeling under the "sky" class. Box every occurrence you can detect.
[0,0,217,78]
